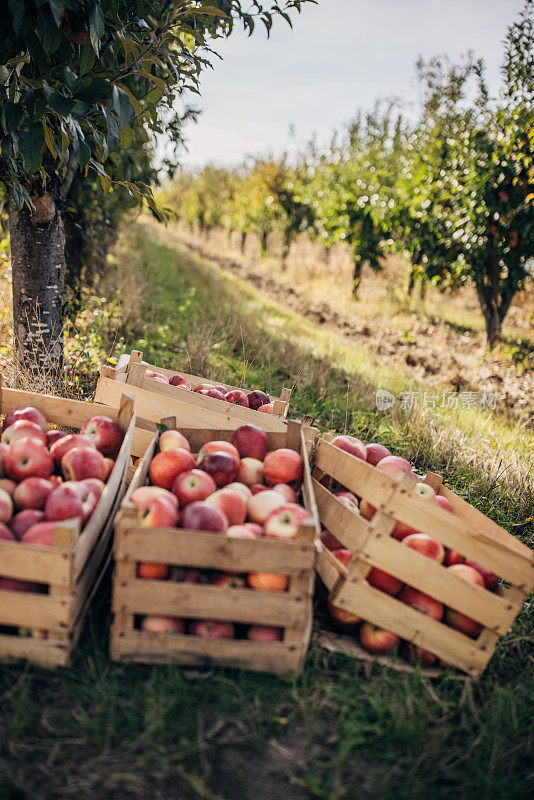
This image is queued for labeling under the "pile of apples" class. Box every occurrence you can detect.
[145,369,277,413]
[321,434,499,667]
[129,423,311,642]
[0,405,123,601]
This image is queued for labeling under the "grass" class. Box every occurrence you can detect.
[0,221,533,800]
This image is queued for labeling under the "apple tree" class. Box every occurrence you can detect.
[0,0,311,378]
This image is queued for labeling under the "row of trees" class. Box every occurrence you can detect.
[0,0,311,377]
[163,1,534,347]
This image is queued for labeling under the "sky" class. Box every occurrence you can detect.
[171,0,525,169]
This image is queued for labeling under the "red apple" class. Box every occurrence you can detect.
[22,521,56,546]
[335,494,359,513]
[392,520,418,541]
[171,469,216,505]
[213,384,228,394]
[46,429,68,448]
[180,501,228,532]
[0,442,9,477]
[198,388,225,400]
[210,572,246,588]
[365,442,392,466]
[5,437,53,481]
[231,424,268,460]
[145,370,168,383]
[264,503,311,540]
[13,477,55,511]
[80,415,123,457]
[445,548,465,566]
[45,484,94,524]
[50,433,95,466]
[332,549,352,566]
[359,499,376,521]
[103,458,114,480]
[196,450,238,488]
[149,448,195,490]
[225,482,252,504]
[198,440,240,466]
[247,490,286,523]
[435,495,453,513]
[62,447,107,482]
[321,529,344,550]
[137,562,170,580]
[331,435,367,461]
[445,564,485,636]
[0,478,16,495]
[244,522,264,536]
[367,567,403,595]
[237,458,264,486]
[405,642,438,665]
[10,509,46,539]
[247,572,288,591]
[169,374,192,390]
[2,420,46,447]
[377,455,414,479]
[399,586,443,620]
[130,492,179,528]
[190,620,234,638]
[0,576,42,592]
[206,488,247,525]
[130,485,177,506]
[224,390,249,407]
[263,448,303,487]
[335,490,358,505]
[159,429,191,453]
[2,406,47,433]
[464,559,498,591]
[194,383,215,392]
[0,523,15,541]
[141,615,184,633]
[247,625,283,641]
[272,483,298,503]
[247,390,271,411]
[226,524,260,540]
[258,403,274,413]
[403,533,445,563]
[327,596,361,630]
[359,623,400,654]
[0,488,13,522]
[250,483,269,494]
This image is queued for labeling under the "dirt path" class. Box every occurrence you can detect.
[162,228,534,427]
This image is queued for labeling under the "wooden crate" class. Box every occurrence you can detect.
[0,387,136,668]
[313,434,534,677]
[110,419,320,674]
[95,350,292,449]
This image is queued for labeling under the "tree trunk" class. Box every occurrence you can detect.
[241,231,247,253]
[479,294,501,350]
[261,229,268,253]
[9,187,65,384]
[281,230,291,271]
[352,261,363,298]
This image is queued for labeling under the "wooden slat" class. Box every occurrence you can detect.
[0,387,122,431]
[315,547,343,592]
[113,580,310,628]
[0,590,71,629]
[110,628,303,674]
[0,540,72,586]
[115,527,315,573]
[0,633,69,668]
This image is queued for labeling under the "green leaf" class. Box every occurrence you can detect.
[79,41,96,75]
[3,101,23,134]
[43,82,75,116]
[17,118,45,174]
[112,85,134,127]
[48,0,65,27]
[42,118,57,157]
[8,0,26,36]
[88,1,105,54]
[155,423,169,435]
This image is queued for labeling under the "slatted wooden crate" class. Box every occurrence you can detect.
[95,350,292,450]
[0,388,135,668]
[110,419,320,674]
[313,434,534,677]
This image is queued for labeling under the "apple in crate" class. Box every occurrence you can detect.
[247,390,270,411]
[50,433,95,466]
[5,437,53,481]
[0,523,15,541]
[273,483,297,503]
[45,485,93,524]
[321,529,343,551]
[62,447,107,481]
[359,499,376,521]
[402,533,445,563]
[141,616,184,633]
[327,597,361,631]
[198,440,240,466]
[360,623,400,654]
[445,549,465,567]
[250,483,269,494]
[248,490,285,524]
[331,435,366,461]
[0,576,43,592]
[172,469,216,505]
[464,560,498,591]
[368,567,403,596]
[206,488,247,525]
[332,548,352,566]
[435,495,453,513]
[137,562,170,580]
[22,521,56,546]
[2,420,47,446]
[365,443,391,466]
[263,449,303,487]
[130,485,178,507]
[180,501,228,532]
[159,429,191,452]
[376,455,414,479]
[130,490,179,527]
[0,479,16,495]
[399,586,443,620]
[224,390,249,407]
[13,477,55,511]
[237,458,263,487]
[258,403,274,413]
[231,424,268,460]
[149,448,195,490]
[247,572,288,591]
[264,504,311,540]
[10,509,46,539]
[79,415,122,457]
[227,524,260,540]
[197,388,225,400]
[0,488,13,522]
[445,564,485,636]
[190,620,235,638]
[405,643,438,666]
[248,625,283,641]
[196,450,238,488]
[145,371,168,383]
[210,573,246,588]
[225,482,252,504]
[169,374,192,390]
[2,406,47,433]
[46,430,68,448]
[0,442,9,476]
